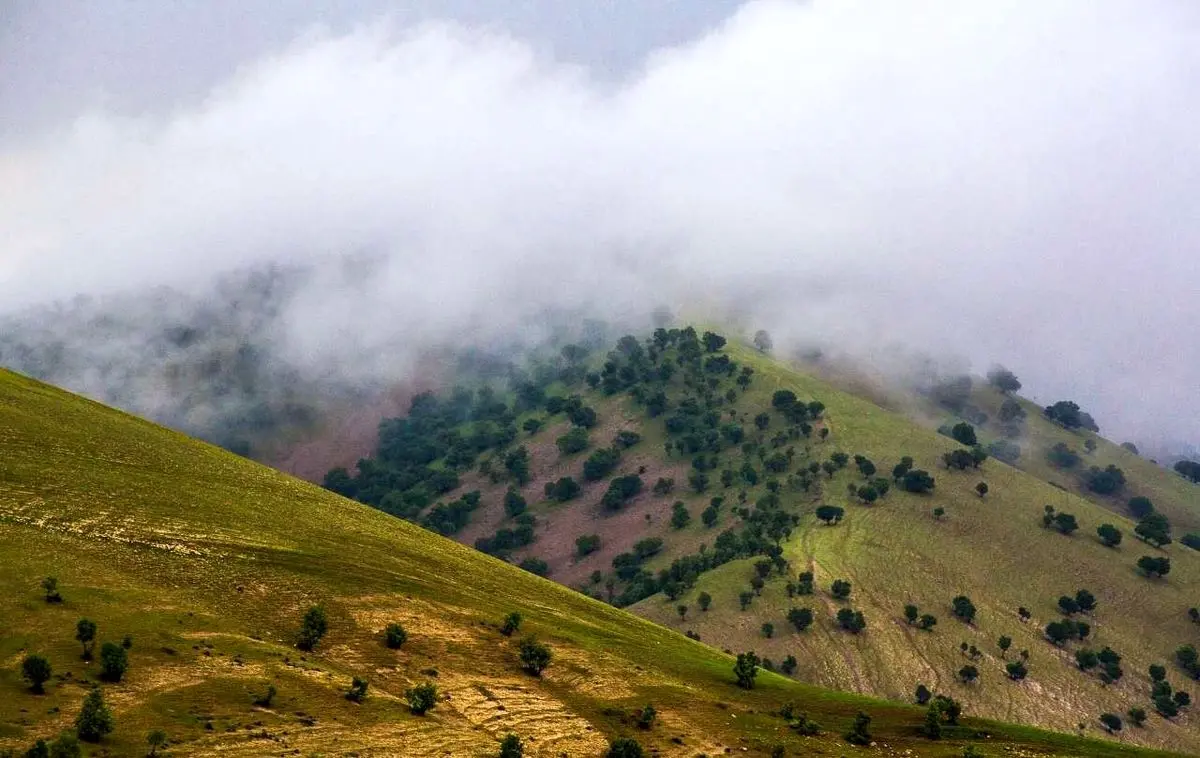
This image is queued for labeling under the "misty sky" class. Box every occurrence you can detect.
[1,0,1198,446]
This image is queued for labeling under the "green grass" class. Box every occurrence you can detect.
[0,369,1180,756]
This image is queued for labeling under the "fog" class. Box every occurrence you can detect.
[2,0,1198,449]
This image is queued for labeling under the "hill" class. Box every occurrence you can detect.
[325,326,1200,754]
[1,369,1171,756]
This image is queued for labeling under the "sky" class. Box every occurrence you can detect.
[1,0,1198,448]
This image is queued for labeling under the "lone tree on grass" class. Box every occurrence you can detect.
[75,688,114,742]
[959,665,979,683]
[99,642,128,682]
[904,604,919,625]
[836,608,866,633]
[1006,660,1029,681]
[1099,713,1122,734]
[297,605,328,651]
[385,622,408,649]
[844,711,872,745]
[346,677,369,702]
[815,505,844,525]
[406,682,439,715]
[830,579,852,600]
[499,733,524,758]
[1127,707,1147,727]
[147,729,169,756]
[518,637,552,677]
[21,654,52,694]
[1137,555,1170,578]
[788,607,814,632]
[607,737,645,758]
[733,651,760,689]
[698,591,712,611]
[75,618,97,660]
[501,611,522,636]
[975,482,988,498]
[42,576,62,603]
[1097,523,1122,547]
[951,595,977,624]
[998,636,1012,656]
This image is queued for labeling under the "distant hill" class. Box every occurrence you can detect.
[326,326,1200,754]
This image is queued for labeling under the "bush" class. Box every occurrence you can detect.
[385,623,408,649]
[601,475,644,511]
[901,469,936,493]
[41,576,62,603]
[1046,443,1080,469]
[1137,555,1170,578]
[951,595,977,623]
[518,637,552,676]
[951,422,977,446]
[1083,465,1126,495]
[518,557,549,576]
[75,688,114,742]
[583,448,622,481]
[556,428,590,455]
[544,476,581,502]
[987,439,1021,464]
[733,651,760,688]
[499,733,524,758]
[346,677,369,702]
[830,579,852,600]
[147,729,168,756]
[1006,660,1028,680]
[788,607,814,632]
[297,605,328,651]
[844,711,872,745]
[405,682,439,715]
[575,534,601,557]
[815,505,844,524]
[500,611,522,636]
[836,608,866,633]
[1097,523,1122,547]
[614,430,642,450]
[98,642,128,682]
[21,654,52,694]
[606,737,644,758]
[253,684,276,707]
[635,703,657,729]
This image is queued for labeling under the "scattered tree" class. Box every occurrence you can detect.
[753,330,773,352]
[915,683,932,705]
[815,505,844,525]
[518,637,552,677]
[297,605,328,651]
[788,607,814,632]
[1099,713,1122,734]
[1135,511,1172,547]
[933,506,946,520]
[41,576,62,603]
[1097,523,1122,547]
[99,642,128,682]
[975,482,988,497]
[987,366,1022,393]
[147,729,168,756]
[919,614,938,631]
[501,611,522,636]
[1006,660,1029,681]
[844,711,872,746]
[761,622,775,638]
[385,623,408,649]
[901,469,936,494]
[346,677,369,702]
[499,733,524,758]
[959,665,979,683]
[75,619,97,660]
[998,636,1012,656]
[1137,555,1171,578]
[698,591,712,612]
[21,654,52,694]
[575,534,601,557]
[75,688,114,742]
[406,682,439,715]
[1174,460,1200,484]
[836,608,867,633]
[951,596,977,624]
[951,422,978,447]
[1127,707,1147,727]
[734,651,760,689]
[904,604,919,625]
[830,579,852,600]
[606,737,645,758]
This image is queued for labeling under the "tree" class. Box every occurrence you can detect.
[933,506,946,520]
[987,366,1022,393]
[75,688,114,742]
[844,711,872,745]
[1149,663,1167,682]
[1044,620,1073,646]
[1137,555,1170,578]
[830,579,852,600]
[901,469,936,494]
[761,622,775,638]
[1052,512,1079,535]
[1044,400,1086,429]
[918,614,938,631]
[975,482,988,497]
[788,607,814,632]
[1075,589,1097,613]
[522,417,543,435]
[702,331,727,353]
[575,534,601,557]
[296,605,328,651]
[836,608,866,633]
[1175,460,1200,484]
[753,330,773,352]
[504,488,528,517]
[1046,443,1081,469]
[606,737,645,758]
[556,428,590,455]
[1083,465,1126,495]
[951,422,978,447]
[915,683,932,705]
[41,576,62,603]
[253,684,276,707]
[406,682,439,715]
[739,591,754,610]
[501,611,522,636]
[99,642,128,682]
[634,703,657,730]
[670,502,691,529]
[499,733,524,758]
[733,651,760,689]
[998,636,1012,656]
[1135,511,1172,547]
[22,654,52,694]
[698,591,712,612]
[1127,707,1147,727]
[1099,713,1122,734]
[1097,523,1122,547]
[676,604,688,621]
[147,729,168,756]
[518,637,552,677]
[385,623,408,649]
[904,604,919,625]
[346,677,369,702]
[815,505,844,525]
[1058,596,1080,615]
[959,664,979,683]
[1006,660,1028,681]
[923,705,943,740]
[1075,649,1099,670]
[75,619,96,660]
[951,595,977,624]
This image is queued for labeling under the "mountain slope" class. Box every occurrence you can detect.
[1,369,1166,756]
[326,330,1200,754]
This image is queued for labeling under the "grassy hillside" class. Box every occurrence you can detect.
[325,328,1200,755]
[1,370,1170,756]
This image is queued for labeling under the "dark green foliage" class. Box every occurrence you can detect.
[987,439,1021,464]
[41,576,62,603]
[75,618,96,659]
[739,591,754,610]
[998,635,1012,655]
[423,490,483,535]
[1127,496,1155,518]
[1074,589,1096,613]
[634,703,657,729]
[733,651,759,688]
[761,622,774,638]
[975,481,988,497]
[500,611,522,636]
[698,591,712,611]
[951,422,977,446]
[892,457,914,480]
[836,608,866,633]
[1046,443,1080,469]
[951,595,977,623]
[147,729,168,756]
[1047,510,1078,535]
[932,506,945,520]
[556,427,590,455]
[1155,694,1179,718]
[606,737,644,758]
[1135,511,1172,547]
[918,614,937,631]
[830,579,851,600]
[1074,648,1098,670]
[1006,660,1028,680]
[613,430,641,450]
[1137,555,1170,577]
[297,605,328,651]
[1044,400,1094,430]
[781,655,798,675]
[75,688,114,742]
[518,636,552,676]
[701,331,727,353]
[844,711,872,745]
[815,505,844,524]
[1176,644,1199,677]
[923,705,943,739]
[584,448,622,481]
[1174,459,1200,483]
[987,366,1022,393]
[959,664,979,682]
[1127,707,1147,727]
[522,417,543,435]
[499,733,524,758]
[651,477,674,495]
[900,469,935,493]
[518,557,549,576]
[670,501,691,529]
[575,534,601,557]
[904,604,919,625]
[1150,663,1167,682]
[406,682,438,715]
[346,677,369,702]
[1182,533,1200,550]
[99,642,128,682]
[601,475,643,511]
[942,449,976,470]
[1057,596,1079,615]
[787,607,814,632]
[1083,464,1125,495]
[504,447,532,485]
[1097,523,1122,547]
[544,476,581,502]
[701,505,719,527]
[504,488,527,517]
[21,654,51,693]
[385,622,408,649]
[1099,713,1122,733]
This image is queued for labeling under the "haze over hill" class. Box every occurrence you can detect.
[2,0,1200,455]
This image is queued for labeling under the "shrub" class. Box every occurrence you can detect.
[733,652,760,689]
[836,608,866,633]
[951,422,978,446]
[518,557,549,576]
[635,703,657,729]
[406,682,439,715]
[698,592,712,611]
[1083,465,1126,495]
[606,737,644,758]
[346,677,369,702]
[518,637,552,676]
[499,733,524,758]
[987,439,1021,463]
[1097,523,1122,547]
[75,688,114,742]
[500,611,522,636]
[1127,706,1147,727]
[147,729,168,756]
[844,711,872,745]
[600,475,643,510]
[297,605,328,651]
[815,505,844,524]
[544,476,582,502]
[951,595,977,623]
[99,642,128,682]
[556,428,590,455]
[1006,660,1028,680]
[788,607,813,632]
[1046,443,1080,469]
[575,534,601,557]
[22,654,52,694]
[75,618,97,660]
[1137,555,1170,578]
[583,448,622,481]
[41,576,62,603]
[385,623,408,649]
[253,684,276,707]
[901,469,936,493]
